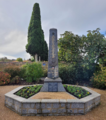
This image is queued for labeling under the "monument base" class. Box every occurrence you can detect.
[40,77,66,92]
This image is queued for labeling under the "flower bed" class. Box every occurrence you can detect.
[63,85,91,99]
[14,85,42,99]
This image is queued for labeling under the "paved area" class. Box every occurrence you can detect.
[30,92,77,99]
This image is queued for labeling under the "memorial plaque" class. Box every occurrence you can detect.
[48,83,58,92]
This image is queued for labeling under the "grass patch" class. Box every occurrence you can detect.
[14,85,42,99]
[63,84,91,99]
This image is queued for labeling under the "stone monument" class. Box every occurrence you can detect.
[40,28,66,92]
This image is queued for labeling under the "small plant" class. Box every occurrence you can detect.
[14,85,42,99]
[17,58,23,62]
[10,76,21,84]
[90,64,106,89]
[4,65,20,79]
[22,62,44,83]
[63,84,66,88]
[42,68,47,77]
[64,85,91,99]
[0,72,11,85]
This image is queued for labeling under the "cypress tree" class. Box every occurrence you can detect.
[26,3,43,61]
[44,40,48,61]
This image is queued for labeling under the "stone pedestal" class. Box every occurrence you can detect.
[40,77,65,92]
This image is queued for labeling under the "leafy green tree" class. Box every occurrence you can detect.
[58,31,84,64]
[58,28,106,83]
[83,28,105,65]
[26,3,43,61]
[17,58,23,62]
[98,36,106,66]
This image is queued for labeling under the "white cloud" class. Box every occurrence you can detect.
[0,0,106,59]
[0,30,27,54]
[0,53,16,59]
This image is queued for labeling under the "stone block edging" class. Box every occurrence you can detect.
[5,84,101,116]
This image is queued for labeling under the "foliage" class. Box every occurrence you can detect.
[4,65,21,79]
[42,67,47,77]
[16,58,23,62]
[26,3,48,61]
[10,76,21,84]
[15,85,42,99]
[58,28,106,83]
[65,85,91,99]
[0,72,11,85]
[90,64,106,89]
[41,38,48,61]
[22,62,44,82]
[58,31,84,63]
[59,63,77,84]
[31,56,35,62]
[58,62,100,84]
[83,28,105,65]
[0,57,12,62]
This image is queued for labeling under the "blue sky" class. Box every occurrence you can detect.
[0,0,106,60]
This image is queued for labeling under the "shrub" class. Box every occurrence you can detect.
[42,68,47,77]
[22,62,44,82]
[18,66,26,79]
[17,58,23,62]
[4,65,21,79]
[90,64,106,89]
[10,76,21,84]
[0,72,11,85]
[59,63,77,84]
[58,62,101,85]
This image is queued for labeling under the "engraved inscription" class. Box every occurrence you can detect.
[48,83,58,92]
[54,67,58,77]
[52,35,55,58]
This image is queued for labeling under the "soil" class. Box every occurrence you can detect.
[65,86,92,99]
[14,85,42,99]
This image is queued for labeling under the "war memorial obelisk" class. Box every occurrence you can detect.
[40,28,66,92]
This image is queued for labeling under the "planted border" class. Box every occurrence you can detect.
[14,85,42,99]
[64,85,92,99]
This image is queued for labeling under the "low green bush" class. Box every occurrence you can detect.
[59,64,77,84]
[10,76,21,84]
[90,64,106,89]
[19,66,26,79]
[42,68,47,77]
[22,62,44,82]
[58,62,100,85]
[17,58,23,62]
[4,65,20,79]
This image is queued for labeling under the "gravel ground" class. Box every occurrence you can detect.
[0,85,106,120]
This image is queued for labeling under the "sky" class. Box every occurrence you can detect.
[0,0,106,60]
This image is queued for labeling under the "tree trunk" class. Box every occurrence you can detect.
[35,54,38,62]
[39,56,41,62]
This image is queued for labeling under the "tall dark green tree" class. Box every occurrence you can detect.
[43,40,48,61]
[40,30,48,61]
[26,3,47,61]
